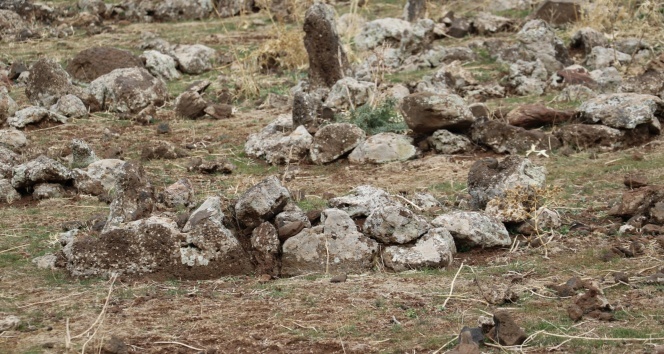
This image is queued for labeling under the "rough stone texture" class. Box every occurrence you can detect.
[25,58,74,107]
[467,156,546,209]
[51,94,88,118]
[140,50,181,81]
[235,175,290,229]
[88,67,168,114]
[516,207,561,235]
[0,178,20,204]
[411,192,441,210]
[0,128,27,151]
[292,91,322,129]
[251,222,281,276]
[104,162,155,230]
[8,106,67,129]
[403,0,426,22]
[382,228,456,272]
[329,185,401,218]
[551,65,596,89]
[471,119,561,154]
[570,27,609,56]
[355,18,412,51]
[429,129,472,154]
[175,90,208,119]
[161,178,194,209]
[585,47,631,70]
[554,84,596,102]
[32,182,65,200]
[348,133,415,164]
[71,139,98,168]
[310,123,366,164]
[303,3,349,88]
[471,12,514,35]
[0,146,20,167]
[432,211,511,248]
[555,124,625,151]
[151,0,213,21]
[0,315,20,332]
[32,253,57,269]
[275,203,312,230]
[281,208,379,276]
[73,159,125,196]
[507,59,548,96]
[400,92,474,134]
[608,186,664,226]
[532,0,581,26]
[589,67,622,93]
[140,140,188,160]
[245,115,313,165]
[399,18,435,55]
[516,19,571,73]
[0,87,18,123]
[487,311,528,346]
[324,78,374,110]
[66,47,143,83]
[506,104,575,128]
[11,156,72,189]
[172,44,217,75]
[578,93,662,132]
[0,9,26,35]
[365,205,430,244]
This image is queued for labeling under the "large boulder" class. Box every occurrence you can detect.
[66,47,143,83]
[382,228,456,271]
[245,115,313,165]
[364,205,430,244]
[467,156,546,210]
[104,162,155,230]
[88,67,168,114]
[281,208,379,276]
[355,18,412,51]
[348,133,415,164]
[172,44,217,75]
[310,123,366,164]
[235,176,290,229]
[303,3,349,88]
[140,50,181,81]
[11,156,72,189]
[432,211,511,248]
[577,93,662,133]
[25,58,74,106]
[329,185,401,218]
[400,92,474,134]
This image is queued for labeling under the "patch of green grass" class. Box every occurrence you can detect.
[296,197,328,212]
[338,99,407,135]
[385,68,436,84]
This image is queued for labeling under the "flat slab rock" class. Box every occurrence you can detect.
[578,93,662,133]
[400,92,474,134]
[432,211,511,248]
[382,227,456,272]
[310,123,366,164]
[348,132,415,164]
[329,185,402,217]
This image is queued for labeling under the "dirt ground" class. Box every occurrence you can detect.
[2,1,664,353]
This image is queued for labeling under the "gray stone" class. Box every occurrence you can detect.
[429,129,473,154]
[251,221,280,275]
[365,205,430,244]
[172,44,216,75]
[304,3,350,88]
[516,19,571,73]
[104,162,155,230]
[0,146,20,167]
[281,208,379,276]
[471,119,561,154]
[66,47,144,83]
[141,50,181,81]
[348,133,415,164]
[71,139,98,168]
[151,0,213,21]
[73,159,125,196]
[292,91,322,129]
[32,183,65,200]
[382,227,456,271]
[275,203,312,229]
[0,315,20,332]
[355,18,412,51]
[0,178,20,204]
[88,67,168,114]
[0,128,27,151]
[411,192,441,209]
[432,211,511,248]
[0,9,26,35]
[161,178,194,209]
[507,59,548,96]
[324,77,375,110]
[399,18,435,55]
[329,185,401,218]
[8,106,67,129]
[570,27,608,56]
[578,93,662,132]
[245,115,313,165]
[589,67,622,93]
[51,94,88,118]
[585,47,631,70]
[403,0,426,22]
[555,124,625,151]
[400,92,474,134]
[0,87,17,123]
[32,253,57,269]
[235,175,290,229]
[25,58,73,106]
[174,90,207,119]
[11,156,72,189]
[554,85,596,102]
[310,123,366,164]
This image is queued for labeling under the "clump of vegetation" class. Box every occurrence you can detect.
[340,99,408,135]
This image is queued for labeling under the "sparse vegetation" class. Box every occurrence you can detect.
[338,98,408,135]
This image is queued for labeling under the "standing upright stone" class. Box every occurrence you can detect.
[303,3,349,88]
[403,0,426,22]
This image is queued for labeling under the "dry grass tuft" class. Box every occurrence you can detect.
[253,27,308,73]
[575,0,664,41]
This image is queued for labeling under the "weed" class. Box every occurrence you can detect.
[338,99,407,135]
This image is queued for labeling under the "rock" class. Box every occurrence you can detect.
[88,67,168,114]
[275,204,311,233]
[324,77,374,110]
[0,128,27,151]
[515,207,561,235]
[0,87,17,123]
[172,44,217,75]
[329,185,400,218]
[532,0,581,26]
[235,175,290,229]
[292,91,323,129]
[432,211,511,248]
[355,18,412,51]
[140,140,188,160]
[8,106,67,129]
[516,19,571,73]
[209,0,251,18]
[310,123,366,164]
[507,59,548,96]
[467,156,546,209]
[615,38,649,56]
[66,47,143,82]
[488,311,528,346]
[589,67,622,93]
[506,104,575,128]
[0,178,20,204]
[570,27,608,56]
[572,286,614,321]
[251,222,280,276]
[281,208,379,276]
[400,92,474,134]
[51,94,88,118]
[585,47,631,70]
[149,0,213,21]
[33,182,65,200]
[348,133,415,164]
[0,146,20,167]
[11,156,72,189]
[578,93,662,132]
[205,104,234,119]
[624,173,648,189]
[174,90,207,119]
[25,58,74,106]
[555,124,625,151]
[471,12,514,35]
[245,115,313,165]
[101,335,128,354]
[161,178,194,209]
[0,9,26,36]
[608,186,664,224]
[554,85,596,102]
[382,227,456,271]
[330,273,347,283]
[140,50,181,81]
[78,0,106,15]
[303,3,349,88]
[104,162,155,229]
[365,205,430,244]
[399,18,435,55]
[441,12,470,39]
[447,330,480,354]
[32,253,57,269]
[337,13,366,38]
[403,0,425,22]
[73,159,125,196]
[471,119,561,154]
[428,129,472,155]
[71,139,98,168]
[0,315,20,332]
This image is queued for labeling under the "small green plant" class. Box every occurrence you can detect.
[340,99,408,135]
